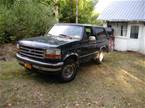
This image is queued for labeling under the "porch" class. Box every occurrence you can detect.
[108,22,145,54]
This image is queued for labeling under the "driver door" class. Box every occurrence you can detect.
[80,26,96,61]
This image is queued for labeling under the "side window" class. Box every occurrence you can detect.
[84,27,93,39]
[130,26,139,39]
[94,28,106,40]
[119,24,127,36]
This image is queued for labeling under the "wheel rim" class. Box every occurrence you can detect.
[99,52,104,61]
[97,51,104,62]
[62,64,75,79]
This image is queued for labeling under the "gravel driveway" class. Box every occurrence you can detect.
[0,51,145,108]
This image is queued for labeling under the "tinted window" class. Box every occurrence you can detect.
[94,28,106,40]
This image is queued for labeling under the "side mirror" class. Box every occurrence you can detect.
[89,36,96,41]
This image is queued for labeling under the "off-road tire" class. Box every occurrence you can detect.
[59,59,77,82]
[94,50,104,64]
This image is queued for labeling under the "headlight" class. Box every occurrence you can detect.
[45,48,61,59]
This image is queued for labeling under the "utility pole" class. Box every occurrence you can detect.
[76,0,78,23]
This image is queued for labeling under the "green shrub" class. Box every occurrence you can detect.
[0,0,56,44]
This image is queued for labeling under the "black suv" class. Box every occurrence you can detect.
[16,23,109,82]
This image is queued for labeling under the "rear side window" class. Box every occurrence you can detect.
[93,28,107,40]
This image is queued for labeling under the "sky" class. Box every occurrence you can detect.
[95,0,113,13]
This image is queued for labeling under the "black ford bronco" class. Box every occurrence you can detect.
[16,23,109,82]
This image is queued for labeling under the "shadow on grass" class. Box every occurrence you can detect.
[23,60,100,84]
[25,71,61,84]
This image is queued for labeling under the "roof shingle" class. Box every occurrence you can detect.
[98,0,145,21]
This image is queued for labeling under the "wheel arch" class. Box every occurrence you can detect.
[100,45,108,52]
[63,53,79,63]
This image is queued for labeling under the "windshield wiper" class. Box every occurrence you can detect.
[58,34,73,39]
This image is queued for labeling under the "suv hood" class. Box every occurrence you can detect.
[19,36,79,49]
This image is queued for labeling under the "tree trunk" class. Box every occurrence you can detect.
[70,0,73,22]
[76,0,78,23]
[54,0,59,22]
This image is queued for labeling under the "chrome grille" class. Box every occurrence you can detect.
[19,45,44,59]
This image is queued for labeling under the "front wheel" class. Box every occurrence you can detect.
[94,51,104,64]
[59,59,77,82]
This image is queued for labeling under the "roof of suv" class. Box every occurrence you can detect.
[55,23,104,28]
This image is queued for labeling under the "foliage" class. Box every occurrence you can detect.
[90,12,103,25]
[0,0,56,44]
[59,0,101,25]
[59,0,76,23]
[0,0,102,44]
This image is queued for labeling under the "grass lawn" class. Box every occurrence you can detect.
[0,52,145,108]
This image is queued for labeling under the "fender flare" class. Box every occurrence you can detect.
[63,53,79,62]
[100,45,107,51]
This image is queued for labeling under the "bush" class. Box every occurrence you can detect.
[0,0,56,44]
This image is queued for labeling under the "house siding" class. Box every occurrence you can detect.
[108,22,145,55]
[139,24,145,54]
[142,26,145,54]
[114,36,127,51]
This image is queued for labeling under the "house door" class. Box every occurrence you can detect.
[127,25,140,51]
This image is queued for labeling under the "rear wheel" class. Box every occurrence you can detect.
[59,59,77,82]
[94,50,104,64]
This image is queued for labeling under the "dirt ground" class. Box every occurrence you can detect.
[0,44,145,108]
[0,43,17,61]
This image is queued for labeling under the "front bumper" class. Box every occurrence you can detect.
[16,53,64,72]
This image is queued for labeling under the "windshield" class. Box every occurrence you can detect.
[48,25,83,39]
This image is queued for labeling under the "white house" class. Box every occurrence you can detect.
[98,0,145,55]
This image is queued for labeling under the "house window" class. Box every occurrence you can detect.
[119,24,127,36]
[120,25,123,36]
[130,26,139,39]
[108,23,127,36]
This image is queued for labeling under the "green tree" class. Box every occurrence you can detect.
[59,0,76,23]
[0,0,102,44]
[59,0,101,24]
[0,0,56,43]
